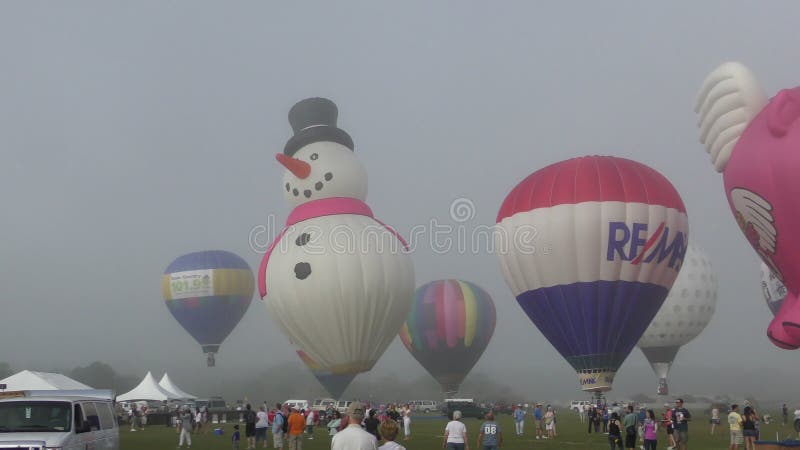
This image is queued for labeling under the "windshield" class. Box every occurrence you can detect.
[0,401,71,432]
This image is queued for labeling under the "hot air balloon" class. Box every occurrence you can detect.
[695,62,800,347]
[637,243,717,395]
[399,280,496,397]
[258,98,415,379]
[296,349,355,399]
[163,250,254,366]
[495,156,688,396]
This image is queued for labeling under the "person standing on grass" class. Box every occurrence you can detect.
[178,407,193,449]
[608,412,623,450]
[513,404,525,436]
[233,424,241,450]
[305,408,315,440]
[662,404,676,449]
[477,411,502,450]
[287,407,306,450]
[378,419,406,450]
[643,409,658,450]
[534,403,544,439]
[728,404,743,450]
[587,405,596,434]
[255,405,269,448]
[443,410,469,450]
[332,402,377,450]
[782,403,788,426]
[623,405,639,450]
[401,404,411,441]
[671,398,691,450]
[272,403,285,450]
[544,406,556,439]
[742,406,758,450]
[243,404,256,449]
[327,411,342,438]
[711,407,720,435]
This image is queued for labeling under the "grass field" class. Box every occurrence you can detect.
[121,411,798,449]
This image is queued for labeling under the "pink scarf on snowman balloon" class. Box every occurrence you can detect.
[257,197,409,298]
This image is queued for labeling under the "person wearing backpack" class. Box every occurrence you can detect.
[244,404,257,450]
[273,403,286,450]
[622,405,639,450]
[608,412,623,450]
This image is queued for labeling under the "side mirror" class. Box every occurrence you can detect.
[77,422,91,434]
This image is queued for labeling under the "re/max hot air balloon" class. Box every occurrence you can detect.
[399,280,496,396]
[258,98,414,378]
[637,243,717,395]
[163,250,254,366]
[695,62,800,347]
[496,156,688,395]
[296,349,355,399]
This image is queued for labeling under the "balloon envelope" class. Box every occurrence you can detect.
[637,243,717,395]
[496,156,688,392]
[296,349,355,399]
[163,250,254,365]
[399,280,496,396]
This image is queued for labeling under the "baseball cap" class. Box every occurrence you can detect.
[347,401,366,417]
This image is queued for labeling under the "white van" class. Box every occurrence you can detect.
[411,400,439,413]
[310,398,336,412]
[283,400,309,411]
[0,390,119,450]
[335,400,352,414]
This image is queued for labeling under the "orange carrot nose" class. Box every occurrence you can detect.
[275,153,311,179]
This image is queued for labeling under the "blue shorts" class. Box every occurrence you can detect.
[255,427,267,441]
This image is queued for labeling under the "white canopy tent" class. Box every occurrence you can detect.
[116,371,177,401]
[0,370,92,390]
[158,373,195,400]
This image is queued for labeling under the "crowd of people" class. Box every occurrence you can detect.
[509,403,557,440]
[174,401,415,450]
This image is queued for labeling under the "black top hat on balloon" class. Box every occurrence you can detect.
[283,97,354,157]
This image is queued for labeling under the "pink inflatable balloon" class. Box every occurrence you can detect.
[696,63,800,348]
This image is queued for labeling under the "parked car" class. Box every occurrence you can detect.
[311,398,336,412]
[195,397,228,414]
[794,409,800,432]
[410,400,439,413]
[335,400,353,414]
[0,390,119,450]
[569,400,592,411]
[284,399,309,411]
[444,399,487,420]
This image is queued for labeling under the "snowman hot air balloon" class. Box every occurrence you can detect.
[695,62,800,348]
[637,243,717,395]
[258,98,414,379]
[496,156,688,396]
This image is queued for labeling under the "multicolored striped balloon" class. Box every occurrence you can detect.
[399,280,496,396]
[163,250,254,366]
[496,156,688,392]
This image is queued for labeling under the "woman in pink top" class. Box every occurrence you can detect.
[643,409,658,450]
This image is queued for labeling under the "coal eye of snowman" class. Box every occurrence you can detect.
[310,153,319,161]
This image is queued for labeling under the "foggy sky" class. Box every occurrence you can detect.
[2,1,800,401]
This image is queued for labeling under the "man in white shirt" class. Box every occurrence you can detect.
[332,402,377,450]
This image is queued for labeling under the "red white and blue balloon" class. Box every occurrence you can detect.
[496,156,689,392]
